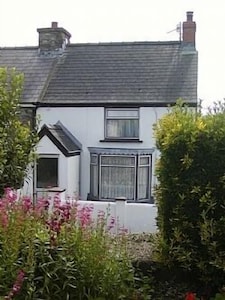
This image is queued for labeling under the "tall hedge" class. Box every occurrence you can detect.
[154,101,225,283]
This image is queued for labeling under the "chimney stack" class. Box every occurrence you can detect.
[37,22,71,55]
[182,11,196,47]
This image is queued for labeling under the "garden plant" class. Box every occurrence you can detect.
[153,100,225,299]
[0,189,136,300]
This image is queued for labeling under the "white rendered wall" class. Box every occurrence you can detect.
[37,106,169,200]
[67,155,80,197]
[65,199,157,234]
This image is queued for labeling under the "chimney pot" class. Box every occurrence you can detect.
[186,11,193,22]
[51,22,58,28]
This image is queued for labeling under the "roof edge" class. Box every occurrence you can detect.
[38,124,81,157]
[67,40,182,47]
[37,101,197,108]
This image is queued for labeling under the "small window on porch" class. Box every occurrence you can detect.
[36,157,58,188]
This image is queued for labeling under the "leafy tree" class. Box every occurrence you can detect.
[0,67,37,194]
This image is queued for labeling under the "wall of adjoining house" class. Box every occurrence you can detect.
[37,106,169,200]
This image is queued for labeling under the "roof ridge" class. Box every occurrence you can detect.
[67,41,181,47]
[0,46,38,50]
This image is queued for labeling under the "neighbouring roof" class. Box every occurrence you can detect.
[0,41,198,106]
[39,121,82,157]
[0,47,57,104]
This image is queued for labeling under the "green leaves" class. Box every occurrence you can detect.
[0,67,38,194]
[154,100,225,286]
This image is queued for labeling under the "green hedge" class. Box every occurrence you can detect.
[154,101,225,284]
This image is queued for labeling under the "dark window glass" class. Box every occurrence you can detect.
[37,157,58,188]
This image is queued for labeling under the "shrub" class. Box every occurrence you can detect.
[154,101,225,286]
[0,68,37,195]
[0,190,135,299]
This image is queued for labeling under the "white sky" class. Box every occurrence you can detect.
[1,0,225,108]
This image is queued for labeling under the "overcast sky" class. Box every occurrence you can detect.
[1,0,225,107]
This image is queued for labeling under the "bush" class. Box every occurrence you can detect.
[0,190,135,299]
[0,68,37,195]
[154,101,225,286]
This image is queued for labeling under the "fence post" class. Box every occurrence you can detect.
[115,197,127,233]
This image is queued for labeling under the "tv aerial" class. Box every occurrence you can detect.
[167,22,182,41]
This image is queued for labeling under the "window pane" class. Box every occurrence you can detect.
[90,164,98,198]
[106,119,139,138]
[107,109,139,118]
[101,166,135,200]
[140,156,150,165]
[101,156,135,166]
[138,166,149,200]
[37,158,58,188]
[90,154,98,164]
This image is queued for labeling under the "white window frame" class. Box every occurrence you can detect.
[105,108,139,139]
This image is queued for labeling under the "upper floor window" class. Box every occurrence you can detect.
[105,108,139,139]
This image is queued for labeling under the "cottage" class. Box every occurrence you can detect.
[0,12,197,204]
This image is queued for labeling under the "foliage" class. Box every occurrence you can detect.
[0,68,37,195]
[0,189,135,300]
[154,100,225,287]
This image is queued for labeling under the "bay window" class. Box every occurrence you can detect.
[89,148,153,202]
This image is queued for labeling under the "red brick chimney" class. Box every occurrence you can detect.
[182,11,196,47]
[37,22,71,55]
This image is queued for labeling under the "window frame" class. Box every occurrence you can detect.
[137,155,152,201]
[99,154,137,200]
[104,108,139,140]
[35,154,59,190]
[89,151,152,202]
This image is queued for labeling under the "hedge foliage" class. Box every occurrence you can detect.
[154,100,225,284]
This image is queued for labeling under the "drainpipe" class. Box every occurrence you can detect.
[32,102,38,204]
[152,107,159,190]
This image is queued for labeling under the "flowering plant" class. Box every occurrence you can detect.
[0,189,134,299]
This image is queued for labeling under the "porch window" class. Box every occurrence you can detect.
[89,149,152,202]
[36,157,58,188]
[105,108,139,139]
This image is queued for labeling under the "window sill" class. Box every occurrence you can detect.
[99,138,143,143]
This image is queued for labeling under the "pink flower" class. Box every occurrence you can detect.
[77,205,94,228]
[3,188,17,204]
[5,269,25,299]
[21,196,32,213]
[107,216,116,231]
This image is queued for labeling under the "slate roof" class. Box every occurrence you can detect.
[0,41,198,106]
[42,41,198,105]
[39,121,82,157]
[0,47,56,103]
